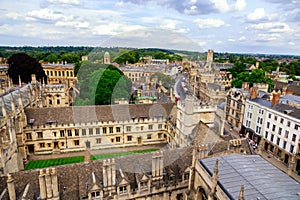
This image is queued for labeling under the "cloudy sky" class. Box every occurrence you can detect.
[0,0,299,54]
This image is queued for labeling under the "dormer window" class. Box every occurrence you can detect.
[183,173,189,181]
[119,185,127,194]
[91,191,100,199]
[140,181,147,189]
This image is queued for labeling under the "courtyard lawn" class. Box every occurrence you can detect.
[24,156,84,170]
[91,149,158,160]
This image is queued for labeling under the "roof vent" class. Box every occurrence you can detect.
[284,110,294,115]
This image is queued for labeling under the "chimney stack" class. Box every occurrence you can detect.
[272,92,281,107]
[152,151,163,178]
[250,87,258,100]
[102,159,116,188]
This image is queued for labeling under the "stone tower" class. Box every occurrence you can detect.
[103,52,110,64]
[206,49,213,72]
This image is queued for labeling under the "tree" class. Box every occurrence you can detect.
[60,53,80,64]
[231,68,274,91]
[44,53,58,63]
[75,64,132,105]
[8,53,47,84]
[228,61,247,78]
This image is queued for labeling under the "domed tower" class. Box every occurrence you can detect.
[103,52,110,64]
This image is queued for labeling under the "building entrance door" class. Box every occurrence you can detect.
[54,142,59,149]
[27,145,34,154]
[137,137,142,144]
[284,154,289,165]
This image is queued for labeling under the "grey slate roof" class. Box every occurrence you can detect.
[250,98,272,108]
[25,103,174,126]
[272,104,300,120]
[280,94,300,105]
[200,154,300,200]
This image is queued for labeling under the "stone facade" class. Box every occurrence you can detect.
[23,103,174,155]
[225,88,249,130]
[42,63,77,85]
[243,97,300,174]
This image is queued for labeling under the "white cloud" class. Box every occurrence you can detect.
[216,40,223,44]
[6,12,22,19]
[239,36,246,41]
[257,33,280,41]
[288,42,295,45]
[211,0,230,12]
[234,0,246,11]
[210,0,246,12]
[247,8,265,21]
[194,18,225,29]
[228,38,235,42]
[115,1,124,7]
[55,20,89,28]
[198,41,207,47]
[176,28,190,33]
[92,23,145,36]
[27,8,64,21]
[248,22,293,33]
[47,0,80,5]
[159,19,178,29]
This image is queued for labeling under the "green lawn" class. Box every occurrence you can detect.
[91,149,158,160]
[25,156,84,170]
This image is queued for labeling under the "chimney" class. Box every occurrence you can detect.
[272,92,280,107]
[51,168,59,200]
[152,151,163,178]
[102,159,116,187]
[45,168,53,199]
[250,87,258,100]
[39,170,47,200]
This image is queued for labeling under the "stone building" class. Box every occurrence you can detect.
[0,147,193,200]
[23,103,174,155]
[225,83,269,131]
[225,87,249,130]
[103,52,110,64]
[42,62,77,85]
[197,82,227,105]
[243,93,300,174]
[0,83,41,175]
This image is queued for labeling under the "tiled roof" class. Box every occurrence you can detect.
[25,103,175,125]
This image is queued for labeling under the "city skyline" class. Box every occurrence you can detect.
[0,0,299,55]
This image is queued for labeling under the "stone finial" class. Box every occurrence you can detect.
[238,184,245,200]
[7,174,12,181]
[51,168,56,174]
[39,169,44,175]
[213,159,219,176]
[46,168,50,174]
